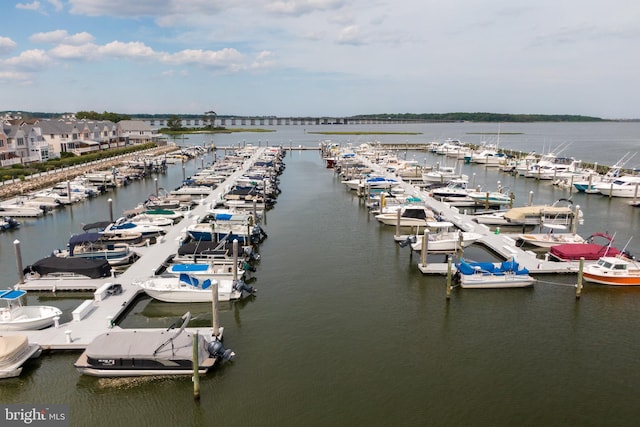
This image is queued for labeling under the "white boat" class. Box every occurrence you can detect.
[0,289,63,331]
[136,274,255,303]
[472,211,511,226]
[422,165,468,184]
[0,335,42,378]
[466,190,513,206]
[0,202,45,217]
[517,224,585,248]
[430,179,470,201]
[342,175,400,191]
[454,259,535,288]
[594,176,640,198]
[103,217,166,237]
[74,312,234,377]
[582,255,640,286]
[469,147,505,166]
[127,213,175,227]
[407,221,484,252]
[374,205,435,227]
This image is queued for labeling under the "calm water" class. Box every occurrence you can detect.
[1,123,640,427]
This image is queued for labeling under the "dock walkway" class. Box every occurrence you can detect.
[5,149,266,350]
[356,156,580,275]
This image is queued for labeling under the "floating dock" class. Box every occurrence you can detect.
[3,148,269,350]
[350,155,582,276]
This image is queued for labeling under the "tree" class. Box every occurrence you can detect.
[204,110,217,129]
[167,115,183,131]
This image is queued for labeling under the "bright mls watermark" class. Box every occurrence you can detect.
[1,405,69,426]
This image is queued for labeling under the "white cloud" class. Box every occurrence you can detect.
[336,25,363,45]
[16,1,42,12]
[161,48,245,68]
[2,49,52,71]
[0,71,32,82]
[265,0,346,16]
[0,37,18,55]
[98,41,157,59]
[30,30,95,45]
[46,0,64,11]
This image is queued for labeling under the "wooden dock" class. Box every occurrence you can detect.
[3,148,268,350]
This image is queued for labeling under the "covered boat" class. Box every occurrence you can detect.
[454,258,535,288]
[74,312,234,377]
[23,256,112,279]
[54,232,136,266]
[548,233,622,261]
[0,335,42,378]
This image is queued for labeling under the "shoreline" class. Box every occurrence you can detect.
[0,145,177,202]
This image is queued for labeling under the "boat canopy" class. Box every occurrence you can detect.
[68,232,103,255]
[0,289,27,301]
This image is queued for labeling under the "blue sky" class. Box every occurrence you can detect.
[1,0,638,118]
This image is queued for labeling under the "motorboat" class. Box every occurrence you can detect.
[374,205,435,227]
[127,213,175,227]
[582,256,640,286]
[503,199,580,226]
[0,202,45,217]
[466,190,513,206]
[548,233,623,261]
[165,261,245,282]
[422,165,468,184]
[517,224,585,248]
[430,179,470,201]
[0,289,63,331]
[0,335,42,378]
[573,153,635,193]
[53,232,136,266]
[136,274,255,303]
[472,210,511,226]
[454,258,535,288]
[103,217,166,237]
[74,312,235,377]
[594,175,640,198]
[0,216,20,231]
[342,175,400,191]
[405,221,484,252]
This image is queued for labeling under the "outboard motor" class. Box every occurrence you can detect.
[398,235,417,248]
[207,339,235,361]
[233,279,256,295]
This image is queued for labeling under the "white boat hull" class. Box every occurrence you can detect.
[0,306,63,331]
[517,233,585,248]
[138,277,241,302]
[459,274,535,288]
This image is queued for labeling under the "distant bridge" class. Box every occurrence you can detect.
[142,116,461,129]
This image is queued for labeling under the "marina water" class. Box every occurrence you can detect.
[1,122,640,426]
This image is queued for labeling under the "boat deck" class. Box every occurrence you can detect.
[3,151,266,350]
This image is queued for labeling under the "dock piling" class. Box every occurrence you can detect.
[193,332,200,400]
[576,257,584,298]
[14,239,24,284]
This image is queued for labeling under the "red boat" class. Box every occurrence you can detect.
[548,232,622,261]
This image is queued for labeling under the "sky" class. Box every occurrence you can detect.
[1,1,639,118]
